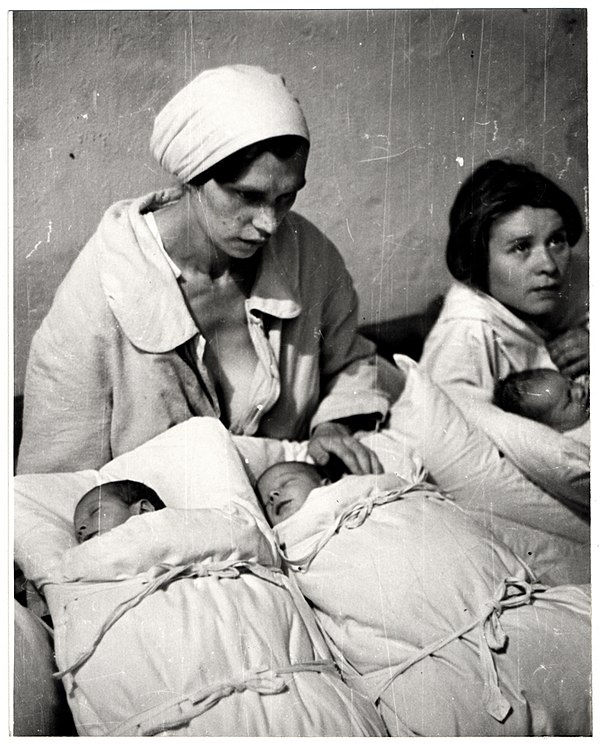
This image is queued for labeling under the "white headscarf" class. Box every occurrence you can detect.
[150,64,310,183]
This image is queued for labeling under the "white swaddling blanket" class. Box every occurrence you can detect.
[14,418,387,737]
[232,359,589,586]
[48,506,385,736]
[381,355,590,585]
[274,471,592,737]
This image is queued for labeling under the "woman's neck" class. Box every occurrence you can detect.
[153,190,230,278]
[500,301,556,340]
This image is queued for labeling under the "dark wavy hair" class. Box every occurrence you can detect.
[446,159,583,291]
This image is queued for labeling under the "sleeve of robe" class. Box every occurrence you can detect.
[294,222,405,432]
[17,248,114,474]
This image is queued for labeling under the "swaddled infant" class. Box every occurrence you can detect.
[63,476,386,737]
[73,479,166,542]
[257,462,331,526]
[254,459,591,737]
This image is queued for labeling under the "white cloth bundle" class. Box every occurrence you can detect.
[380,355,590,585]
[274,472,592,736]
[49,507,385,736]
[14,418,386,737]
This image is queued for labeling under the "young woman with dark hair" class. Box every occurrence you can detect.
[420,158,589,506]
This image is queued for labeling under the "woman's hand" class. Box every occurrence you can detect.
[547,326,589,378]
[307,421,383,476]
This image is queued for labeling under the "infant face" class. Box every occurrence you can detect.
[522,369,589,432]
[74,487,133,543]
[257,462,324,526]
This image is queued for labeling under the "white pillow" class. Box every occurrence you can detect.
[14,418,265,589]
[386,355,590,586]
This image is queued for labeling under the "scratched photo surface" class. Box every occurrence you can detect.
[12,8,590,737]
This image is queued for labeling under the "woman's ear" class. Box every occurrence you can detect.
[319,477,331,486]
[130,499,156,516]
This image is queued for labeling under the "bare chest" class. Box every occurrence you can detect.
[180,271,260,425]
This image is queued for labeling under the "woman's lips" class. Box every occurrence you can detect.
[532,283,560,292]
[240,238,267,247]
[530,284,561,298]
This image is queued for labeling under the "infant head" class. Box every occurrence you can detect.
[256,461,328,526]
[74,480,166,543]
[495,368,589,432]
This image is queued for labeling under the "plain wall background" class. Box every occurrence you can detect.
[13,9,588,394]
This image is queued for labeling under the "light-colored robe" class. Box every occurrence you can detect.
[18,188,403,474]
[420,282,589,509]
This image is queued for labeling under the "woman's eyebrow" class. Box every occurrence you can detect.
[506,231,533,242]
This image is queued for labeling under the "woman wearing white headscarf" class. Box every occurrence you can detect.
[18,65,404,475]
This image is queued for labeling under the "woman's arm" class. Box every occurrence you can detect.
[17,262,113,474]
[303,237,405,475]
[308,239,405,420]
[420,318,589,507]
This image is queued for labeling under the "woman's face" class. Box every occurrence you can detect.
[194,148,307,260]
[487,206,571,321]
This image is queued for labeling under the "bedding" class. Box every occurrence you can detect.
[14,414,591,736]
[565,419,590,447]
[418,281,590,506]
[14,418,386,737]
[376,355,590,585]
[273,471,592,736]
[232,357,589,585]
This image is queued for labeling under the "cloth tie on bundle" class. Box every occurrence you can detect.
[109,660,336,736]
[282,480,443,572]
[55,560,283,682]
[364,576,547,723]
[150,64,310,183]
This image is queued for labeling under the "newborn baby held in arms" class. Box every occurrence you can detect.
[494,368,589,442]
